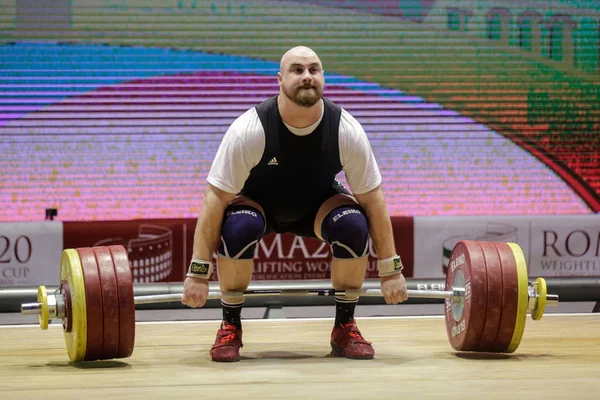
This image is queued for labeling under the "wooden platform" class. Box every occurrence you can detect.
[1,314,599,399]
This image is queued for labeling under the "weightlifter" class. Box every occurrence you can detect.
[181,46,408,362]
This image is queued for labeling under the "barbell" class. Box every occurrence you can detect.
[21,240,557,363]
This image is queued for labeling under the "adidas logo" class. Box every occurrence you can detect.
[268,157,279,166]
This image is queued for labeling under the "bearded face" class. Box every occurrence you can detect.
[279,61,325,108]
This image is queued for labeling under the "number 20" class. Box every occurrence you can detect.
[0,235,32,264]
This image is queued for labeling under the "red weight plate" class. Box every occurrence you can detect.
[76,247,104,361]
[93,246,120,360]
[108,245,136,358]
[444,240,487,351]
[490,242,519,352]
[474,241,504,351]
[60,280,72,333]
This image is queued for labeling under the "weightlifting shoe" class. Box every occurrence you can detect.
[330,319,375,359]
[210,321,243,362]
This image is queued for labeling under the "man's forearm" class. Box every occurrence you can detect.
[364,204,396,259]
[356,187,397,259]
[192,185,236,261]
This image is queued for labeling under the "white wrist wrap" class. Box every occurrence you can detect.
[378,255,404,277]
[186,259,212,280]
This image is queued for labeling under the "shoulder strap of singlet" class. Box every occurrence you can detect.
[321,97,342,152]
[255,96,279,154]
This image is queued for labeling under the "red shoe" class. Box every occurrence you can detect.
[210,321,243,362]
[330,319,375,359]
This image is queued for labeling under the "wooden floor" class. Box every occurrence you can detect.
[1,314,599,400]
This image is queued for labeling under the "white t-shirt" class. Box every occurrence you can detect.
[207,101,382,195]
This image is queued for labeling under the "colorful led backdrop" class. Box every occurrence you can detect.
[1,0,598,221]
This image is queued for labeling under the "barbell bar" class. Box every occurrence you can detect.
[21,288,464,315]
[21,286,558,310]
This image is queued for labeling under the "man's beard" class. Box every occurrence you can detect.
[282,84,322,107]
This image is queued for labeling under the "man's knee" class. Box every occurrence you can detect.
[218,205,265,259]
[321,206,369,258]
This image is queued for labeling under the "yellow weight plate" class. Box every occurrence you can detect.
[37,286,49,330]
[531,277,547,321]
[506,243,529,353]
[60,249,87,363]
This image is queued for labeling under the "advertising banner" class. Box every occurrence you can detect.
[528,216,600,277]
[63,219,194,284]
[3,214,597,286]
[0,222,63,286]
[59,216,414,283]
[414,215,600,278]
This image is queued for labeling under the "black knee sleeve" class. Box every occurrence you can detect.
[218,205,265,259]
[321,205,369,259]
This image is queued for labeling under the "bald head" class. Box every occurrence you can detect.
[277,46,325,108]
[279,46,322,72]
